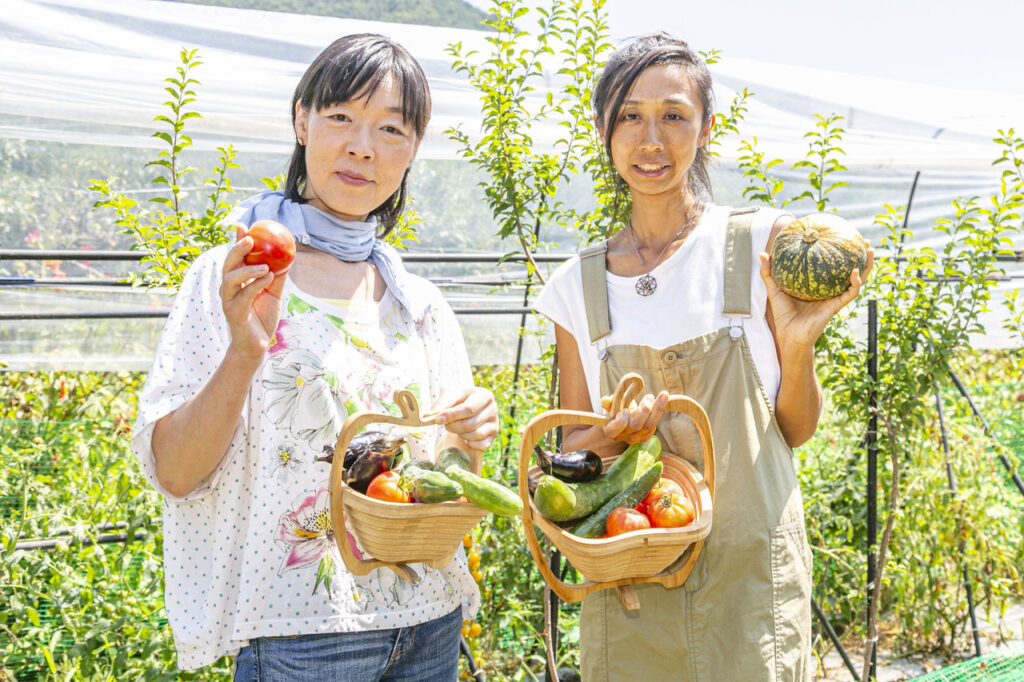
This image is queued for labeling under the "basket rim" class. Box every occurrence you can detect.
[339,480,489,520]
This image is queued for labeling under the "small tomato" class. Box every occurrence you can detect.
[242,219,296,275]
[641,477,685,511]
[605,506,651,537]
[647,491,695,528]
[366,471,410,503]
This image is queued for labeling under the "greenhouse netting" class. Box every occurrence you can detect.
[1,0,1021,369]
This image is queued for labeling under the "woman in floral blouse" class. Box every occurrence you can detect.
[132,34,497,681]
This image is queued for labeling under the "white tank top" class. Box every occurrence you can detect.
[533,204,788,413]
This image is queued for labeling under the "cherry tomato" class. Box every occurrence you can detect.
[646,491,695,528]
[641,477,685,512]
[365,471,410,503]
[242,219,296,275]
[605,506,651,537]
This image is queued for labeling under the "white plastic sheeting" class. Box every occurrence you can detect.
[1,0,1021,369]
[4,0,1024,166]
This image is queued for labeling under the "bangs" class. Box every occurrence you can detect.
[306,39,430,138]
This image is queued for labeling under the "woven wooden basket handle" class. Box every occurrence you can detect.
[517,373,715,605]
[329,389,438,582]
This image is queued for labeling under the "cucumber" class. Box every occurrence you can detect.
[444,466,523,517]
[404,464,462,503]
[532,436,662,523]
[571,462,663,538]
[436,446,472,472]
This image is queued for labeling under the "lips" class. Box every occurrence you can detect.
[337,170,371,185]
[633,163,669,177]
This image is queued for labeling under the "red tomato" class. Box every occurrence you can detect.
[647,491,695,528]
[641,477,685,512]
[605,506,651,537]
[243,219,296,275]
[365,471,410,503]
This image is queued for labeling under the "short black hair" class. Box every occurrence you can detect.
[285,34,431,234]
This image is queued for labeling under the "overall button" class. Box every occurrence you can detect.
[663,350,678,364]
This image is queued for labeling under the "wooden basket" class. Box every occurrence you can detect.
[518,374,715,607]
[329,390,488,583]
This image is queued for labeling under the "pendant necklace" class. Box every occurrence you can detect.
[628,203,703,296]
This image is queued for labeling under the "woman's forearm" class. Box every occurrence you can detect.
[773,341,822,448]
[152,347,262,497]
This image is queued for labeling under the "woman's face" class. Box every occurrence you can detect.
[293,74,419,222]
[604,63,709,202]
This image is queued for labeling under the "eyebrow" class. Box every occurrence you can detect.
[623,97,691,106]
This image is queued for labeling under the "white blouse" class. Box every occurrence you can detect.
[534,204,788,412]
[132,244,479,670]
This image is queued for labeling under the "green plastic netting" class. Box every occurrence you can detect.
[913,642,1024,681]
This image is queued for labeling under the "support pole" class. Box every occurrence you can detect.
[866,299,878,680]
[934,385,983,658]
[460,635,486,681]
[947,371,1024,497]
[813,597,860,681]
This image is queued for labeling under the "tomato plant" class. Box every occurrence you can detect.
[647,491,695,528]
[365,471,410,503]
[242,219,296,275]
[605,506,651,536]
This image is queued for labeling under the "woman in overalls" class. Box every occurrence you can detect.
[533,33,872,680]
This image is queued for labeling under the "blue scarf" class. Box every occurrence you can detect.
[224,191,430,320]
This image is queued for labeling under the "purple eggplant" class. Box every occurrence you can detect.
[342,432,407,493]
[534,444,602,482]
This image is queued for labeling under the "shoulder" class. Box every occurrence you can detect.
[401,271,446,308]
[544,253,583,291]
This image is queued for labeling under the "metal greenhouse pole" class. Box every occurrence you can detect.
[933,384,983,658]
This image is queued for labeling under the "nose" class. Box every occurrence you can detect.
[346,123,374,160]
[639,120,663,152]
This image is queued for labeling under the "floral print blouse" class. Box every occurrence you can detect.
[132,244,480,670]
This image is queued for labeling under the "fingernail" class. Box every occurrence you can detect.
[435,414,447,425]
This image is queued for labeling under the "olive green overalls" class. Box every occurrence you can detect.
[577,208,812,681]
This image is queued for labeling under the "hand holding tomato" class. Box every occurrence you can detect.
[605,506,651,537]
[220,226,291,362]
[242,220,296,275]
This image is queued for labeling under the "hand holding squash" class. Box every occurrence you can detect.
[760,248,873,352]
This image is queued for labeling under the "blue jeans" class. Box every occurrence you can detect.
[232,608,462,681]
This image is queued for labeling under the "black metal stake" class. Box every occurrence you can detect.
[866,299,878,680]
[460,635,486,681]
[812,597,860,680]
[947,370,1024,497]
[934,385,983,658]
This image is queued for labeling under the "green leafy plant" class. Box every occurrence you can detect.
[89,48,239,292]
[445,0,612,274]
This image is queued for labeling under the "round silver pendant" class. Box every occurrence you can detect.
[635,274,657,296]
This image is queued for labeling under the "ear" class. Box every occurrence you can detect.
[293,100,309,146]
[699,114,715,147]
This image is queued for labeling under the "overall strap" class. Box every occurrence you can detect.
[579,242,612,343]
[723,207,759,319]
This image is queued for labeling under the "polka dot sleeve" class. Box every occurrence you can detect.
[131,244,248,501]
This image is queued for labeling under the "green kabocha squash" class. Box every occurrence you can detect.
[769,213,869,301]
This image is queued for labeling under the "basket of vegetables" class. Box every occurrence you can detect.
[518,373,714,606]
[329,389,522,583]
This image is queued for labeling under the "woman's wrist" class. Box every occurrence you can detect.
[223,343,266,377]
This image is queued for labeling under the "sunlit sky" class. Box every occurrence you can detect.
[465,0,1024,94]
